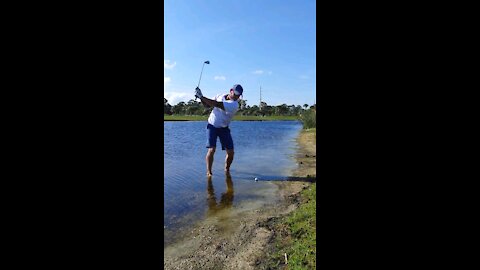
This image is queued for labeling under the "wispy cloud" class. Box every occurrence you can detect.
[253,70,272,75]
[164,60,176,69]
[214,75,226,80]
[299,75,309,79]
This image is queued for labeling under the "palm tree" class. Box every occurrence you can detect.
[238,99,247,110]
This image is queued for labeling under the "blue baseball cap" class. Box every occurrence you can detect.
[232,84,243,96]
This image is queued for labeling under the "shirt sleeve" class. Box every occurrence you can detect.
[223,100,239,113]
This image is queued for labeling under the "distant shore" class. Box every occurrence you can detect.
[164,114,299,121]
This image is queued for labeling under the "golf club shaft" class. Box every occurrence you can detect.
[197,63,206,89]
[196,62,207,101]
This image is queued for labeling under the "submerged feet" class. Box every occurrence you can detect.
[207,170,231,177]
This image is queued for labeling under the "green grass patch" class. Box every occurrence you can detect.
[285,183,316,269]
[233,115,298,121]
[264,183,316,269]
[299,109,316,129]
[163,115,208,121]
[164,114,299,121]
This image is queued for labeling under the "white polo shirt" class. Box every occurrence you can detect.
[207,94,239,128]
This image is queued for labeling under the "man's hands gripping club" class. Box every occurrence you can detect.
[195,87,203,99]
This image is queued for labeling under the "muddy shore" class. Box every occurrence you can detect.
[164,129,316,269]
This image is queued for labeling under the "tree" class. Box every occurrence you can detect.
[276,104,289,115]
[288,105,296,115]
[184,99,203,115]
[164,98,172,115]
[259,101,267,111]
[250,105,260,116]
[262,105,273,116]
[172,101,186,114]
[293,105,302,116]
[202,107,212,115]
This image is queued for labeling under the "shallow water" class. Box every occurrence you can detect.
[164,121,302,247]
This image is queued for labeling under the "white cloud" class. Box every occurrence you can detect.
[268,71,273,75]
[214,75,226,80]
[164,77,195,105]
[164,60,176,69]
[253,70,264,74]
[164,91,192,105]
[299,75,309,79]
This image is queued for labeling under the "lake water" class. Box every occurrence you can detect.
[164,120,302,247]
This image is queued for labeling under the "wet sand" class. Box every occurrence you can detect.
[163,129,316,269]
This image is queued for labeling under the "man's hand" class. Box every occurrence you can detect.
[194,87,203,99]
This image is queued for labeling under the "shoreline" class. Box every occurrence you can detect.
[164,115,300,121]
[164,128,316,269]
[164,119,298,121]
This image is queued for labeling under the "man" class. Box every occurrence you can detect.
[194,84,243,176]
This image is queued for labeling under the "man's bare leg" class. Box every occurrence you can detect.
[206,147,216,176]
[225,149,234,172]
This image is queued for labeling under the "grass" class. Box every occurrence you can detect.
[163,114,208,121]
[284,183,316,269]
[304,127,316,140]
[233,115,298,121]
[299,109,316,129]
[264,183,316,269]
[163,114,299,121]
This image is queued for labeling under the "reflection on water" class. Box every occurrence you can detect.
[206,173,234,216]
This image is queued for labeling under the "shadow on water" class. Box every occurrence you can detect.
[164,172,237,247]
[164,172,288,248]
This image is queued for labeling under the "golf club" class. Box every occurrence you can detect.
[196,60,210,101]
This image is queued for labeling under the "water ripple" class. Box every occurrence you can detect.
[164,121,302,240]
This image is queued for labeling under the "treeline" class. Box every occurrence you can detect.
[164,98,316,117]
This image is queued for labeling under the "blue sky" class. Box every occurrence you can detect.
[164,0,316,106]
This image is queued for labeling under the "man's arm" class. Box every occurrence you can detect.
[199,97,211,108]
[195,87,225,110]
[200,96,225,110]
